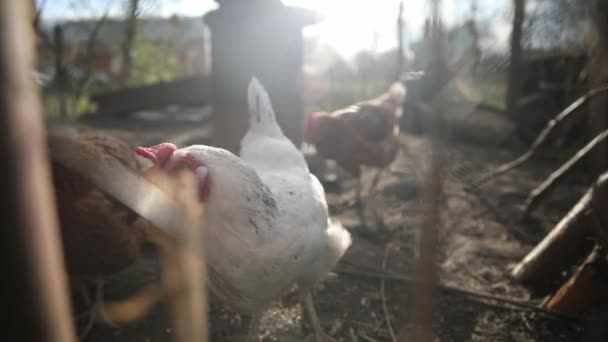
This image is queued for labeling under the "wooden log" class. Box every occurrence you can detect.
[546,246,608,315]
[521,129,608,219]
[511,171,608,290]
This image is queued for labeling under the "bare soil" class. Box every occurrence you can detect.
[68,110,595,341]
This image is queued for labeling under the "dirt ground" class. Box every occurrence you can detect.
[66,108,596,341]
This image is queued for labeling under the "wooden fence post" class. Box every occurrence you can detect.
[0,1,76,341]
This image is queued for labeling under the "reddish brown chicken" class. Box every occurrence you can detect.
[304,83,407,183]
[49,131,191,274]
[49,132,150,277]
[49,131,202,338]
[47,132,156,336]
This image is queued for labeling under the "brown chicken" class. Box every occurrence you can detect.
[304,82,407,198]
[48,131,198,337]
[47,131,152,336]
[48,132,148,276]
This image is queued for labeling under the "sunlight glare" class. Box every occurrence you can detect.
[285,0,425,57]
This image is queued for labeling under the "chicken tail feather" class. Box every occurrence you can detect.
[326,219,352,270]
[247,77,281,134]
[388,82,407,106]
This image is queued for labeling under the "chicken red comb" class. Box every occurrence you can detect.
[135,143,177,167]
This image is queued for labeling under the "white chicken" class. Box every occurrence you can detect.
[135,78,351,341]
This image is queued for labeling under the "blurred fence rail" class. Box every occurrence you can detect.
[91,75,211,116]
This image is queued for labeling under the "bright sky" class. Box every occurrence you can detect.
[39,0,511,57]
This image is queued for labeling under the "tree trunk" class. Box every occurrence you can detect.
[53,25,68,119]
[119,0,139,88]
[588,0,608,177]
[506,0,525,115]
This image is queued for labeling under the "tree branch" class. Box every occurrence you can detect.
[521,128,608,219]
[472,84,608,188]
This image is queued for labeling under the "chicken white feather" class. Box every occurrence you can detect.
[238,77,351,302]
[136,78,350,340]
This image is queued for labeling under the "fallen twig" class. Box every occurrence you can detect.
[450,168,511,224]
[380,244,398,342]
[359,332,380,342]
[472,84,608,188]
[336,266,580,322]
[521,129,608,219]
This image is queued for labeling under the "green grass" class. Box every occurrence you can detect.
[306,79,392,114]
[480,79,507,111]
[42,92,97,120]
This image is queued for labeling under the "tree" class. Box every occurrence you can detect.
[118,0,140,87]
[506,0,525,115]
[524,0,590,50]
[588,0,608,176]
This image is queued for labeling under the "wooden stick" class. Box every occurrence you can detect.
[472,84,608,188]
[409,8,444,340]
[521,129,608,219]
[0,2,76,341]
[511,171,608,290]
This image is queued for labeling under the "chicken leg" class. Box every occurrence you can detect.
[368,169,383,195]
[354,176,370,230]
[302,289,337,342]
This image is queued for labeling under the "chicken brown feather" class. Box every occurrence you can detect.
[48,133,149,276]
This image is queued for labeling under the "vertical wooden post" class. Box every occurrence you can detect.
[204,2,319,153]
[408,2,444,341]
[0,1,76,341]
